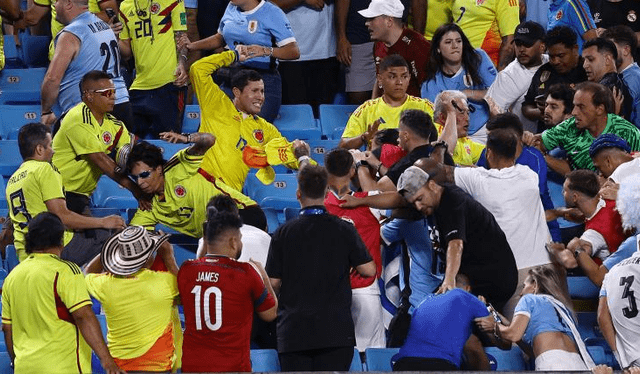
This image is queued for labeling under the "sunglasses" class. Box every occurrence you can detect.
[131,169,153,181]
[92,88,116,98]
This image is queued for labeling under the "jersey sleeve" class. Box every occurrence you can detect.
[600,272,610,298]
[565,0,597,34]
[262,120,284,142]
[486,68,521,111]
[476,49,498,88]
[247,262,276,313]
[513,293,535,318]
[171,0,188,32]
[465,291,491,318]
[2,279,12,324]
[130,208,159,230]
[380,218,403,245]
[265,5,296,47]
[495,0,520,36]
[453,168,479,197]
[603,236,637,270]
[437,197,467,244]
[41,164,66,202]
[342,102,369,138]
[58,265,92,313]
[170,149,204,180]
[84,273,106,302]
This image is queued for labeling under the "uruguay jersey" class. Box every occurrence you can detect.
[548,0,596,51]
[6,160,74,261]
[129,149,256,237]
[600,249,640,368]
[218,0,296,70]
[452,0,519,66]
[191,51,283,191]
[119,0,187,90]
[57,12,128,114]
[178,255,276,372]
[52,102,132,196]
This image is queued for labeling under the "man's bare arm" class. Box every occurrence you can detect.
[498,34,515,71]
[340,190,407,209]
[159,131,215,156]
[411,0,426,34]
[41,32,81,126]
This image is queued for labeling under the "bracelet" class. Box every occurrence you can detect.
[432,140,448,150]
[297,155,310,164]
[42,111,53,116]
[182,133,193,143]
[180,54,188,61]
[493,323,501,340]
[266,46,274,57]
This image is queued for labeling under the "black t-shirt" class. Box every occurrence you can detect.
[346,0,371,45]
[434,185,518,305]
[386,144,455,185]
[588,0,640,31]
[265,206,373,353]
[523,60,588,106]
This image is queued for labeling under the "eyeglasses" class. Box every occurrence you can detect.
[92,88,116,98]
[131,169,153,181]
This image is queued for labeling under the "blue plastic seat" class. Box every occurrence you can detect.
[364,347,399,371]
[568,275,600,299]
[308,139,340,165]
[244,173,299,210]
[145,140,187,159]
[318,104,358,140]
[0,104,41,139]
[0,68,46,104]
[19,34,50,68]
[250,349,281,372]
[3,35,24,68]
[91,176,137,210]
[586,345,607,365]
[576,311,600,340]
[350,347,363,371]
[3,245,19,273]
[0,141,24,179]
[0,351,13,374]
[182,104,201,133]
[283,206,300,221]
[273,104,321,141]
[173,243,195,267]
[0,178,7,209]
[485,345,529,371]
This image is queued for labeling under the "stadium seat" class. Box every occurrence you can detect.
[262,207,282,233]
[576,312,600,340]
[364,347,399,371]
[3,35,24,68]
[568,276,600,299]
[585,337,620,368]
[173,243,195,267]
[0,267,8,289]
[145,140,187,159]
[0,178,7,209]
[19,34,50,68]
[182,104,201,133]
[250,349,281,372]
[0,67,46,104]
[283,207,300,221]
[308,139,340,165]
[485,345,529,371]
[0,140,23,178]
[350,347,363,371]
[244,173,299,210]
[318,104,358,139]
[273,104,321,141]
[586,345,607,365]
[0,351,13,374]
[547,177,582,230]
[3,245,18,273]
[91,176,137,210]
[0,104,41,139]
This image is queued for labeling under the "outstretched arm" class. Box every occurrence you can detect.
[159,131,216,156]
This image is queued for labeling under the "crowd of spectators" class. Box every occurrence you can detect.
[2,0,640,372]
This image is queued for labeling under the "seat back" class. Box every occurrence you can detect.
[273,104,321,141]
[364,347,399,372]
[91,176,137,209]
[20,34,51,68]
[485,345,529,371]
[250,349,281,372]
[0,104,41,139]
[350,347,363,371]
[318,104,358,139]
[0,68,46,104]
[308,139,340,165]
[182,104,201,133]
[145,140,187,159]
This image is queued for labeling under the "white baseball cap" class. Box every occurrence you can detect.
[358,0,404,19]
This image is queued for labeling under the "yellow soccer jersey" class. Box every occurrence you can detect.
[435,122,485,166]
[2,253,92,373]
[0,17,4,70]
[85,270,179,360]
[52,103,132,196]
[452,0,519,66]
[130,149,256,237]
[191,50,284,191]
[425,0,453,40]
[119,0,187,90]
[342,95,434,139]
[6,160,74,261]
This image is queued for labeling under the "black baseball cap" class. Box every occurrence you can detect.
[513,21,546,45]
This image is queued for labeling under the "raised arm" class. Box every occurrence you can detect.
[84,152,150,209]
[159,131,216,156]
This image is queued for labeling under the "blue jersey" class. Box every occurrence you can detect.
[56,12,128,114]
[514,293,575,346]
[218,0,296,70]
[548,0,596,52]
[395,289,489,367]
[421,48,496,135]
[603,235,638,270]
[622,63,640,129]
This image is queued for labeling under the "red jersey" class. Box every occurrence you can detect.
[374,28,431,97]
[178,255,276,372]
[324,191,382,288]
[586,199,627,263]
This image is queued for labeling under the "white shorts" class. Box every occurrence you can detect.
[352,280,386,352]
[535,349,588,371]
[345,42,376,93]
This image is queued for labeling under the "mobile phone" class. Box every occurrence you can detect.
[106,8,119,23]
[487,303,502,324]
[535,94,546,106]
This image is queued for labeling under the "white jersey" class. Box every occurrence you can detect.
[601,246,640,367]
[610,158,640,184]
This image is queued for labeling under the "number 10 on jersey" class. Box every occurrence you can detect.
[191,285,222,330]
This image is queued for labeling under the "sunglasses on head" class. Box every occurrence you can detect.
[93,88,116,98]
[131,169,153,181]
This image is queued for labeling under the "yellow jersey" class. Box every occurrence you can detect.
[191,50,283,191]
[6,160,74,261]
[119,0,187,90]
[85,269,179,360]
[342,95,434,139]
[435,122,485,166]
[0,17,4,70]
[2,253,93,373]
[425,0,453,40]
[52,102,132,196]
[129,149,256,237]
[452,0,519,66]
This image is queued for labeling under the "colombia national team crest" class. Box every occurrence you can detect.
[253,129,264,143]
[174,184,187,198]
[556,10,563,21]
[248,20,258,34]
[476,0,485,5]
[102,131,112,144]
[150,2,160,15]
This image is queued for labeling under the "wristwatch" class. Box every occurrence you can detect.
[355,160,367,171]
